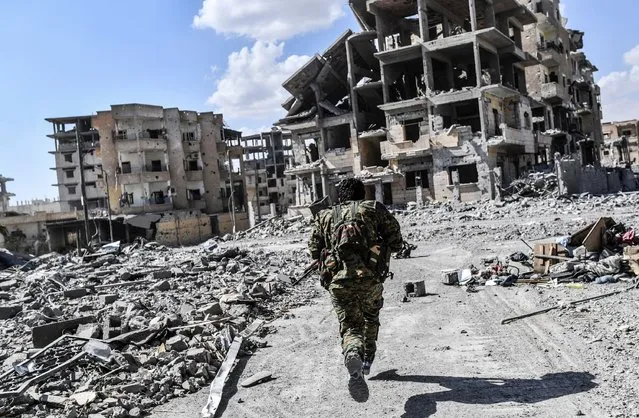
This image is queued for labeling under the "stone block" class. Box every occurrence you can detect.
[32,316,96,348]
[119,383,145,394]
[0,305,22,320]
[197,303,223,316]
[185,347,209,363]
[63,288,88,299]
[99,294,118,306]
[166,335,188,352]
[150,280,171,291]
[152,270,173,280]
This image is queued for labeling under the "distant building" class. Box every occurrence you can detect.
[241,129,295,225]
[601,120,639,168]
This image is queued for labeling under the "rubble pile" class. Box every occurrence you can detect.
[396,193,639,243]
[501,172,558,198]
[0,239,316,418]
[237,216,311,240]
[447,217,639,289]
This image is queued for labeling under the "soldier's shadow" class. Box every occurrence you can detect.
[369,369,597,417]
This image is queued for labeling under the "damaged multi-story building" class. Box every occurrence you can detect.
[45,104,249,248]
[241,129,296,225]
[280,0,612,208]
[521,0,603,166]
[601,120,639,168]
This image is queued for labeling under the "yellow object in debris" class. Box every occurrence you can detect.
[566,283,584,289]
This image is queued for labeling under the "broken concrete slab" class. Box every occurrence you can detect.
[99,294,118,306]
[63,288,89,299]
[150,280,171,291]
[152,270,173,280]
[31,316,96,348]
[240,371,273,388]
[197,303,223,316]
[0,279,18,291]
[70,391,97,406]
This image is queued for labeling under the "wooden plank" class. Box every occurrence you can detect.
[583,217,607,252]
[201,336,243,418]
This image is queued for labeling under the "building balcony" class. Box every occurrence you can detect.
[186,170,204,182]
[540,82,567,103]
[117,172,141,185]
[381,140,430,160]
[488,125,535,154]
[375,43,422,65]
[535,12,561,33]
[575,103,593,116]
[115,138,168,153]
[142,170,170,183]
[538,45,563,67]
[188,200,207,210]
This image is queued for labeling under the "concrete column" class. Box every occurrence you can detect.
[415,184,424,207]
[452,171,461,203]
[295,176,301,206]
[468,0,478,31]
[375,182,383,203]
[311,171,317,202]
[320,168,328,199]
[478,97,487,140]
[417,0,429,41]
[493,167,502,201]
[346,39,360,133]
[473,40,482,88]
[484,1,496,28]
[270,203,276,217]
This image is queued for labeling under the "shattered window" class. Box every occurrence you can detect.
[189,189,202,201]
[121,162,132,174]
[406,170,429,188]
[67,186,76,195]
[63,153,73,163]
[448,163,478,185]
[65,170,75,179]
[182,132,195,141]
[404,119,421,142]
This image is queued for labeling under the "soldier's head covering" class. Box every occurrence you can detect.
[337,178,365,203]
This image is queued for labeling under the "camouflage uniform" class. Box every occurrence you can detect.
[309,200,403,361]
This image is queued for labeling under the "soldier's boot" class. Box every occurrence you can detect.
[362,357,374,376]
[344,351,363,381]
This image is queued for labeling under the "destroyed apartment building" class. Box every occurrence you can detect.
[278,0,630,209]
[45,104,249,250]
[601,119,639,169]
[240,129,296,226]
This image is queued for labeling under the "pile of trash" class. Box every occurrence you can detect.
[0,239,316,417]
[444,217,639,289]
[237,216,311,240]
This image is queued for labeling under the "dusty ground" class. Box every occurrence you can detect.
[151,203,639,418]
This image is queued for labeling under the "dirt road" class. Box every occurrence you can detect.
[152,239,615,417]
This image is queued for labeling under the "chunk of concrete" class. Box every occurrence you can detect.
[0,279,18,291]
[150,280,171,291]
[0,305,22,320]
[75,323,99,339]
[166,335,188,352]
[197,303,223,316]
[152,270,173,280]
[185,348,209,363]
[32,316,96,348]
[99,294,118,306]
[119,383,145,394]
[70,391,97,406]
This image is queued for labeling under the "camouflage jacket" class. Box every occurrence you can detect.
[309,200,403,281]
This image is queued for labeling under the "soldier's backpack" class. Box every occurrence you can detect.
[330,201,372,268]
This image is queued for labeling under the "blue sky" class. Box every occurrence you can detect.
[0,0,636,202]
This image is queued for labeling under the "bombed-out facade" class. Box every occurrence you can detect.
[601,120,639,168]
[279,0,604,206]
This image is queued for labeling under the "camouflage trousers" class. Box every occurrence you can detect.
[328,278,384,361]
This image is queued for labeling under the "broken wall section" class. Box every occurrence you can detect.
[557,159,637,195]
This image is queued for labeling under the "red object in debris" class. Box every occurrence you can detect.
[622,229,636,245]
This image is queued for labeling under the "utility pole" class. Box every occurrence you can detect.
[76,119,90,248]
[100,166,114,242]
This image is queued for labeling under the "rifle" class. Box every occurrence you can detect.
[292,260,319,286]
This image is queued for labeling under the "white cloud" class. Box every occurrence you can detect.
[599,44,639,121]
[207,41,310,120]
[193,0,345,42]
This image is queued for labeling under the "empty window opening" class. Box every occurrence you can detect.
[151,191,165,205]
[189,189,202,201]
[325,125,351,151]
[121,162,132,174]
[148,129,163,139]
[150,160,162,172]
[406,170,428,188]
[67,186,76,195]
[186,160,199,171]
[65,170,75,179]
[268,179,277,188]
[182,132,195,141]
[449,163,479,185]
[63,154,73,163]
[387,57,426,102]
[404,119,421,142]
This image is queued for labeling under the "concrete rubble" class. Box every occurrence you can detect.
[0,238,317,417]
